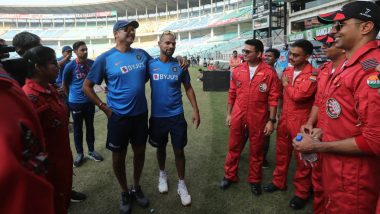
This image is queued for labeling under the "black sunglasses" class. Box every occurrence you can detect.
[242,49,256,54]
[333,21,364,31]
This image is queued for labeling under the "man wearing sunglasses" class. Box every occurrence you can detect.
[293,1,380,213]
[299,34,346,213]
[220,39,281,196]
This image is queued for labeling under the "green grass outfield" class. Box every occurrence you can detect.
[68,67,313,214]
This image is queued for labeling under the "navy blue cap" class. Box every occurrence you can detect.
[113,20,139,32]
[61,45,72,53]
[318,1,380,29]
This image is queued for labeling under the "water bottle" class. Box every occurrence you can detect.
[295,133,318,163]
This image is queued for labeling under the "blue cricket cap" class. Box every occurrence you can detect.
[113,20,139,32]
[62,45,72,53]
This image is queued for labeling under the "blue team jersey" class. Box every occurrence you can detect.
[63,59,93,103]
[148,58,190,117]
[87,48,152,116]
[56,56,71,87]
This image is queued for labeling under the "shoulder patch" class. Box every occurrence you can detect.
[360,58,378,72]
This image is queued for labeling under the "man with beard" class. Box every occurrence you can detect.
[83,20,151,214]
[148,31,200,206]
[294,1,380,212]
[63,41,103,167]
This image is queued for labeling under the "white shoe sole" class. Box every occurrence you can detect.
[177,191,191,206]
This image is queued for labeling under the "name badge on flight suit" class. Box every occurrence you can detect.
[326,98,342,119]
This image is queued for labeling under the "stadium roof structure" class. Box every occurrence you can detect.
[0,0,225,15]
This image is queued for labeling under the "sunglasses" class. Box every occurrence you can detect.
[333,21,364,31]
[242,49,256,54]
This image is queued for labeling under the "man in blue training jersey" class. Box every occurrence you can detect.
[56,46,72,87]
[148,31,200,206]
[62,41,103,167]
[83,20,151,214]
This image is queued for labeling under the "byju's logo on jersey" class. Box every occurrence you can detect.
[152,74,179,81]
[120,66,128,74]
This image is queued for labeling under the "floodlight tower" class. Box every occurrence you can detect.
[252,0,286,48]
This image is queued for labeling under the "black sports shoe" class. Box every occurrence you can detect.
[289,196,308,210]
[131,186,149,208]
[250,183,262,196]
[88,151,104,162]
[220,177,233,190]
[73,153,84,167]
[263,182,286,193]
[120,192,132,214]
[71,190,87,202]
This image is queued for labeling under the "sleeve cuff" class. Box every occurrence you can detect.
[355,135,374,155]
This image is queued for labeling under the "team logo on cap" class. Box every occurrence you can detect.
[172,66,178,72]
[367,75,380,88]
[259,83,267,92]
[326,98,341,119]
[136,54,142,61]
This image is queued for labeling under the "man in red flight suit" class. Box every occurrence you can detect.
[263,39,318,210]
[220,39,281,196]
[300,34,346,214]
[293,1,380,213]
[0,67,54,214]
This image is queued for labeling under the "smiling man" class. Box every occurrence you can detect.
[220,39,281,196]
[148,31,200,206]
[83,20,151,214]
[293,1,380,213]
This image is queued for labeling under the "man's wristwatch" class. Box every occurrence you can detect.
[268,118,277,123]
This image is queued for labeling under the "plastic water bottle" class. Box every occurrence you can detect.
[295,133,318,163]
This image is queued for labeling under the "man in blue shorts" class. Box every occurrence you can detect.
[83,20,151,214]
[63,41,103,167]
[148,31,200,206]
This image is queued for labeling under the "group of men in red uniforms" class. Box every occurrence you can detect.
[221,1,380,213]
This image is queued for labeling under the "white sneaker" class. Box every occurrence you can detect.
[177,182,191,206]
[158,172,168,193]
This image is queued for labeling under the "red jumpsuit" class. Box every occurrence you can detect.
[23,79,73,214]
[312,61,345,214]
[224,61,281,183]
[318,41,380,213]
[271,63,318,200]
[0,70,54,214]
